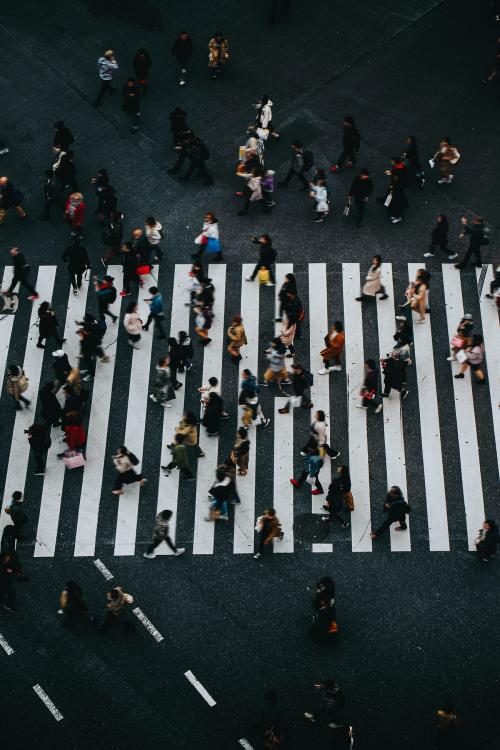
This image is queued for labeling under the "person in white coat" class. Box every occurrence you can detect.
[123,301,143,349]
[144,216,164,261]
[192,212,221,261]
[356,255,388,302]
[237,167,263,216]
[310,179,329,223]
[255,95,280,138]
[310,411,340,459]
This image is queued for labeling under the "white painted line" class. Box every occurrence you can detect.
[74,267,123,556]
[342,263,372,552]
[442,265,485,549]
[234,264,259,554]
[275,263,294,371]
[0,632,14,655]
[238,740,255,749]
[33,684,64,721]
[0,267,16,388]
[193,264,227,554]
[35,277,90,557]
[155,265,192,554]
[132,607,164,642]
[477,266,500,483]
[308,263,332,518]
[184,670,217,707]
[377,265,411,551]
[0,267,57,541]
[93,558,114,580]
[408,263,449,551]
[114,267,158,556]
[273,398,294,552]
[312,543,334,553]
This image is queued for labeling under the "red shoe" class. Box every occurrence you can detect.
[119,290,129,297]
[329,165,340,173]
[27,294,39,301]
[290,478,299,487]
[234,191,244,197]
[311,489,324,495]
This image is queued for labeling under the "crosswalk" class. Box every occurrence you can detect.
[0,262,498,558]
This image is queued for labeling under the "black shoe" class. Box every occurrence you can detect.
[379,294,389,300]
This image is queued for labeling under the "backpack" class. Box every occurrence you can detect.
[304,369,314,387]
[303,150,314,171]
[108,286,117,303]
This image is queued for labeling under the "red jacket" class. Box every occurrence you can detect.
[65,424,86,450]
[65,199,86,227]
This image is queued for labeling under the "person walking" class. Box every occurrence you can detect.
[132,48,152,98]
[27,423,51,476]
[202,391,224,437]
[446,313,473,361]
[356,359,383,413]
[170,410,205,459]
[53,120,75,152]
[51,349,72,391]
[143,286,166,339]
[275,272,297,321]
[171,32,193,86]
[370,486,410,538]
[262,338,290,390]
[65,192,85,236]
[246,234,276,285]
[403,135,425,188]
[0,176,27,223]
[239,369,270,428]
[486,264,500,299]
[347,168,373,227]
[145,217,164,261]
[254,508,283,558]
[37,301,64,349]
[143,510,185,558]
[384,174,408,224]
[194,304,213,346]
[227,314,247,364]
[232,427,250,476]
[279,141,312,189]
[453,334,486,384]
[121,78,141,132]
[123,301,143,349]
[381,349,409,400]
[356,255,388,302]
[6,364,30,411]
[111,446,146,495]
[455,216,489,269]
[166,337,184,389]
[319,321,345,374]
[424,214,456,260]
[255,94,280,137]
[396,267,430,324]
[95,50,119,107]
[98,586,135,634]
[279,362,313,412]
[0,558,17,612]
[279,316,296,359]
[309,177,329,223]
[290,440,324,495]
[62,236,91,294]
[474,520,500,561]
[100,210,124,268]
[39,381,63,428]
[3,492,28,540]
[310,411,340,459]
[431,137,461,185]
[208,31,229,79]
[149,356,175,407]
[321,465,353,524]
[162,433,195,479]
[330,116,361,172]
[191,211,220,261]
[39,169,57,221]
[2,247,38,300]
[58,581,89,627]
[237,166,263,216]
[120,243,140,297]
[93,274,117,323]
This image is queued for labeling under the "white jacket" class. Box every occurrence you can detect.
[202,221,219,240]
[257,100,274,129]
[124,312,143,335]
[145,222,162,245]
[310,184,328,213]
[311,420,328,446]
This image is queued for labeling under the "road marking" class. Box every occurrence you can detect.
[35,278,90,557]
[155,265,191,554]
[238,740,254,749]
[74,267,122,556]
[0,267,16,389]
[309,262,332,551]
[33,684,64,721]
[273,398,294,552]
[0,632,14,655]
[193,264,227,554]
[93,558,114,580]
[0,267,57,542]
[477,265,500,483]
[114,268,158,556]
[377,265,411,551]
[342,263,372,551]
[132,607,164,642]
[442,265,485,549]
[184,670,216,707]
[408,263,449,551]
[234,264,259,553]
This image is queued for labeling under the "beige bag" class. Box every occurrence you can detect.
[123,593,134,605]
[18,372,29,393]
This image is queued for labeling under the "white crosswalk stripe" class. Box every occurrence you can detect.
[0,262,497,558]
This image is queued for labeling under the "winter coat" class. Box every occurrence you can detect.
[386,182,408,216]
[172,37,193,64]
[64,424,86,451]
[383,357,406,389]
[202,393,224,433]
[148,293,163,315]
[227,322,247,348]
[291,371,308,396]
[311,420,328,447]
[65,198,85,227]
[62,243,90,273]
[124,312,143,336]
[53,125,75,151]
[257,100,274,129]
[208,37,229,67]
[40,385,62,422]
[6,367,28,399]
[342,124,360,150]
[132,51,152,79]
[53,354,72,381]
[174,420,198,446]
[321,328,345,360]
[362,367,379,395]
[266,348,285,373]
[38,309,60,338]
[362,264,383,296]
[97,56,118,81]
[122,84,141,114]
[122,250,139,276]
[349,175,374,200]
[252,238,276,266]
[28,425,51,453]
[179,338,193,364]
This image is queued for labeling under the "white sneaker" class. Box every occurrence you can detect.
[355,404,367,409]
[218,515,229,521]
[423,252,434,258]
[143,552,156,559]
[304,713,315,722]
[265,282,275,287]
[375,404,383,413]
[395,315,406,321]
[318,368,329,375]
[330,365,342,371]
[448,253,458,260]
[253,552,261,559]
[447,355,455,361]
[391,217,402,224]
[149,394,158,402]
[174,548,186,556]
[245,276,253,282]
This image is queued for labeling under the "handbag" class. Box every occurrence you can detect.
[360,388,375,400]
[255,515,263,532]
[194,233,208,246]
[451,335,464,348]
[383,192,392,207]
[258,267,270,284]
[456,349,468,364]
[343,490,355,511]
[343,203,350,216]
[63,450,86,469]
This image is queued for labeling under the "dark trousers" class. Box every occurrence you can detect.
[7,272,37,296]
[383,381,405,396]
[98,301,116,322]
[99,610,135,633]
[184,160,213,184]
[143,312,165,337]
[114,469,142,490]
[38,331,64,347]
[32,450,46,473]
[250,262,276,283]
[430,237,448,254]
[68,269,83,290]
[12,394,30,410]
[353,197,365,225]
[95,79,114,105]
[296,469,323,493]
[163,458,194,479]
[374,513,407,536]
[489,278,500,296]
[147,534,177,554]
[123,272,138,295]
[337,146,356,167]
[456,244,482,269]
[282,168,309,188]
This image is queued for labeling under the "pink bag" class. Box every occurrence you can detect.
[451,335,464,348]
[63,451,86,469]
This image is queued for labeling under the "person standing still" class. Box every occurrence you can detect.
[95,50,119,107]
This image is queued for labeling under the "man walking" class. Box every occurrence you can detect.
[143,509,185,558]
[348,168,374,227]
[279,141,311,189]
[27,423,51,476]
[0,176,27,223]
[172,31,193,86]
[278,362,313,412]
[3,247,39,300]
[3,491,28,540]
[245,234,276,285]
[95,50,119,107]
[143,286,166,339]
[455,216,489,270]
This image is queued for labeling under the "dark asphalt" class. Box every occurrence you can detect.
[1,1,500,749]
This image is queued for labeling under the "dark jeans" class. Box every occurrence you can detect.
[12,394,30,410]
[282,168,309,188]
[98,301,116,322]
[123,271,138,295]
[32,450,46,473]
[250,262,276,283]
[337,146,357,167]
[430,237,448,254]
[456,244,482,269]
[147,534,177,554]
[184,160,213,184]
[383,382,406,396]
[95,79,114,106]
[353,197,366,225]
[68,269,83,290]
[143,312,165,336]
[7,272,37,296]
[38,332,64,347]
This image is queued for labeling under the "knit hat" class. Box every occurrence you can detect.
[52,350,65,358]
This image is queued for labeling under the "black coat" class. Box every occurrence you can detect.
[363,367,379,393]
[349,175,374,200]
[122,251,139,276]
[38,310,60,338]
[133,51,152,79]
[383,357,406,389]
[172,37,193,64]
[386,182,408,216]
[12,252,29,275]
[28,426,51,453]
[53,353,72,380]
[202,394,223,433]
[53,126,75,151]
[343,124,360,150]
[122,84,141,114]
[40,386,62,422]
[291,371,308,396]
[252,240,276,267]
[0,181,21,208]
[62,244,90,273]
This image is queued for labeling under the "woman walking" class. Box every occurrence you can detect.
[310,411,340,459]
[237,166,263,216]
[202,391,224,437]
[356,255,388,303]
[143,510,185,559]
[227,314,247,364]
[475,520,500,562]
[255,95,280,137]
[111,446,146,495]
[65,192,85,236]
[123,301,142,349]
[232,427,250,476]
[385,174,408,224]
[453,334,486,384]
[37,302,64,349]
[6,364,30,411]
[192,211,221,261]
[356,359,383,413]
[370,486,410,539]
[171,410,205,459]
[329,116,361,172]
[309,178,329,223]
[321,465,352,527]
[149,356,175,407]
[396,268,430,324]
[275,272,297,322]
[447,314,474,361]
[254,508,283,559]
[280,316,296,358]
[145,216,164,262]
[194,304,213,346]
[319,321,345,374]
[177,330,194,371]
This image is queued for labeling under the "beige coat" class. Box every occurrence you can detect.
[174,421,198,446]
[227,322,247,350]
[362,264,383,296]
